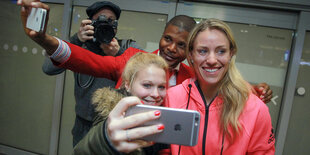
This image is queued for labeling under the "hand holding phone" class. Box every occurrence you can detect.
[125,104,200,146]
[26,7,47,32]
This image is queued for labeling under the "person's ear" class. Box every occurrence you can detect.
[230,48,236,57]
[125,81,130,92]
[188,53,194,65]
[229,49,235,61]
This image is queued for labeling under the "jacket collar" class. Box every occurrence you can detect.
[181,79,223,109]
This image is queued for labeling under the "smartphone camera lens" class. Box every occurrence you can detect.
[195,116,199,121]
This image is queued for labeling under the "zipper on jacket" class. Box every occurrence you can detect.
[178,84,193,155]
[194,80,217,155]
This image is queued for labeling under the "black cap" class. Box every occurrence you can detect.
[86,1,121,20]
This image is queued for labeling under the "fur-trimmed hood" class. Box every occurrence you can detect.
[92,87,131,118]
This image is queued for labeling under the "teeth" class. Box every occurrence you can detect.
[165,55,174,61]
[143,100,161,105]
[205,68,218,72]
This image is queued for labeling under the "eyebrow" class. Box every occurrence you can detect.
[141,80,166,84]
[196,44,227,48]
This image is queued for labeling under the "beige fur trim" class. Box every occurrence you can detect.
[91,87,125,118]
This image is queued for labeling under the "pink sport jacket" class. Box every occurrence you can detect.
[164,78,275,155]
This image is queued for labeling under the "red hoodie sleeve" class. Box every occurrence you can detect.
[52,41,144,82]
[247,102,275,155]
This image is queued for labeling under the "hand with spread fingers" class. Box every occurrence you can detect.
[254,83,273,103]
[107,96,164,153]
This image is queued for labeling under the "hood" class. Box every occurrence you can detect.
[92,87,130,118]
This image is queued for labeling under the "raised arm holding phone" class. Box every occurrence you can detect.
[18,0,58,54]
[39,1,141,146]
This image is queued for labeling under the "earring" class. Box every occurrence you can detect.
[190,59,194,64]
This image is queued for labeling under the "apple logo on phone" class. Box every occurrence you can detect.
[174,124,181,131]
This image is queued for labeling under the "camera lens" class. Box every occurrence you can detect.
[92,15,116,44]
[95,24,115,44]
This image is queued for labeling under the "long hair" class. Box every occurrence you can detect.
[186,18,250,141]
[121,52,169,89]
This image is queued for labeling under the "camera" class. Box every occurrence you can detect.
[91,15,118,44]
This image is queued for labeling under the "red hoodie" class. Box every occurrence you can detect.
[164,78,275,155]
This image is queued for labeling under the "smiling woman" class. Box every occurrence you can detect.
[165,18,275,154]
[122,53,168,106]
[73,52,170,154]
[190,28,233,89]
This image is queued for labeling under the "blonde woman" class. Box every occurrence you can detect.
[73,52,169,154]
[165,19,275,154]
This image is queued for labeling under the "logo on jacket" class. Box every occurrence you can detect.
[174,124,182,131]
[268,128,275,144]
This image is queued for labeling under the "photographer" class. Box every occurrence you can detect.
[41,1,140,146]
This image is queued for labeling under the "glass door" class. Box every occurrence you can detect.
[283,31,310,155]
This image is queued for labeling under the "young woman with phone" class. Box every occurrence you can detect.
[165,18,275,154]
[73,52,170,154]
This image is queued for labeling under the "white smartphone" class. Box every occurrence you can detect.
[26,7,47,32]
[125,104,200,146]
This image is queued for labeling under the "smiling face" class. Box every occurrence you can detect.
[125,65,167,106]
[159,24,189,70]
[190,29,232,87]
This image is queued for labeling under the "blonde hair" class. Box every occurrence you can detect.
[121,52,169,89]
[186,18,250,141]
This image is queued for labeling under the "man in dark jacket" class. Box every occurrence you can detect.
[41,1,140,146]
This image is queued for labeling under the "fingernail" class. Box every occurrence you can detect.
[157,124,165,130]
[154,110,161,116]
